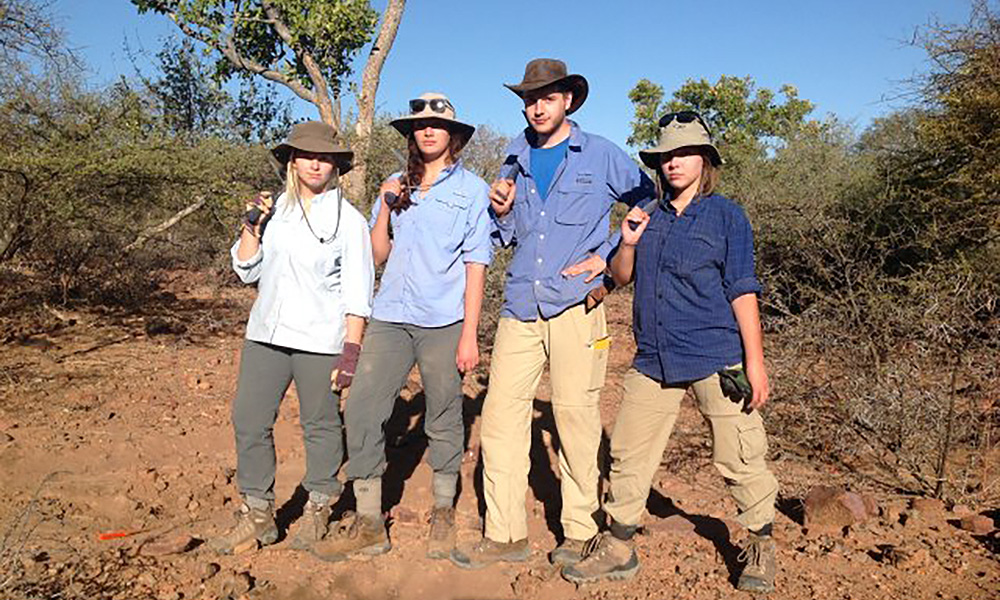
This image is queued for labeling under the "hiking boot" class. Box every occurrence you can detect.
[737,533,776,593]
[449,537,530,569]
[311,512,390,562]
[561,533,639,584]
[206,503,278,555]
[549,537,588,566]
[426,507,456,560]
[289,500,331,550]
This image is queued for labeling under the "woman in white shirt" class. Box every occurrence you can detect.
[208,121,374,554]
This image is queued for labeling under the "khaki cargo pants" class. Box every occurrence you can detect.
[480,303,609,543]
[605,367,778,531]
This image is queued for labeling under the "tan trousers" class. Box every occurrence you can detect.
[480,303,609,543]
[605,367,778,531]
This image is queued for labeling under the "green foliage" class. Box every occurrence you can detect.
[130,0,378,98]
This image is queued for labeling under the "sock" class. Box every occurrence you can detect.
[751,523,773,537]
[308,490,332,507]
[432,472,458,509]
[354,478,382,519]
[244,495,271,512]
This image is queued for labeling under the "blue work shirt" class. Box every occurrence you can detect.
[492,121,655,321]
[631,194,762,384]
[370,161,492,327]
[232,189,374,355]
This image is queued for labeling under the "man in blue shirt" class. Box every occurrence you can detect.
[451,59,655,569]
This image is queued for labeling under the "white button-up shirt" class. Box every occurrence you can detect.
[231,189,374,355]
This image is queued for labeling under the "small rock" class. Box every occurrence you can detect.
[198,562,221,581]
[140,534,196,557]
[950,504,974,517]
[646,515,697,536]
[136,571,157,588]
[803,486,874,532]
[187,499,200,513]
[230,571,253,596]
[959,515,995,536]
[911,497,946,518]
[0,431,13,443]
[391,506,420,525]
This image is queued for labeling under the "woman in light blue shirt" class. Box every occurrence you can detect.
[311,93,491,562]
[208,121,374,555]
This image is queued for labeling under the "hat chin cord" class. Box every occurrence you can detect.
[297,192,341,244]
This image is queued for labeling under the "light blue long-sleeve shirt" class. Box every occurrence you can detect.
[231,188,374,355]
[491,121,655,321]
[369,161,492,327]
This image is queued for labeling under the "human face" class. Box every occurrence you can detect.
[660,147,704,195]
[522,87,571,137]
[292,151,337,197]
[412,119,452,163]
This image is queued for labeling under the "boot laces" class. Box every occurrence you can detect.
[739,536,764,568]
[581,533,607,560]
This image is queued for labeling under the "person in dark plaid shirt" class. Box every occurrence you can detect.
[562,114,779,593]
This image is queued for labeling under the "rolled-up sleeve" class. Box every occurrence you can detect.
[464,181,493,265]
[230,239,263,284]
[723,205,762,302]
[342,215,374,318]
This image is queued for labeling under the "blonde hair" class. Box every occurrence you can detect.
[282,150,340,215]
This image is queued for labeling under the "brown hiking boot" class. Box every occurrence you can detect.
[737,533,776,593]
[206,503,278,555]
[560,533,639,584]
[311,512,390,562]
[289,500,331,550]
[549,537,587,566]
[426,507,456,559]
[449,537,530,569]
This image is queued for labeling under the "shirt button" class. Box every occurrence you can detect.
[537,258,543,264]
[540,211,546,217]
[531,188,537,194]
[534,280,540,285]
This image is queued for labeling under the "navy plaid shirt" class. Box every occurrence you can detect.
[630,194,761,384]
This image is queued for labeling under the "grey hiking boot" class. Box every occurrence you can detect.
[206,503,278,555]
[427,507,456,560]
[737,533,776,593]
[561,533,639,584]
[289,500,331,550]
[450,537,530,569]
[549,537,588,566]
[311,511,390,562]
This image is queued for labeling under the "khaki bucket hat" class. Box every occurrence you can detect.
[504,58,589,115]
[271,121,354,174]
[390,92,476,149]
[639,114,723,169]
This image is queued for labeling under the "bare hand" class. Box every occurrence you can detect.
[456,334,479,373]
[380,177,403,209]
[489,178,515,217]
[621,206,650,246]
[562,254,606,284]
[745,359,770,410]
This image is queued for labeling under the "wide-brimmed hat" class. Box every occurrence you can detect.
[504,58,589,115]
[271,121,354,174]
[389,92,476,148]
[639,116,723,169]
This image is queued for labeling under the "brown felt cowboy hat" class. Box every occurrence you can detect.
[271,121,354,175]
[639,113,724,169]
[504,58,589,115]
[389,92,476,149]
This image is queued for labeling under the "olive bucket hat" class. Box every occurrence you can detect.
[389,92,476,149]
[504,58,589,115]
[271,121,354,175]
[639,112,723,169]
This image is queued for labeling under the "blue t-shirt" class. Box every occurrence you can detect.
[529,137,569,200]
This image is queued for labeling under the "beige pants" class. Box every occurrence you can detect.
[480,303,609,543]
[605,367,778,531]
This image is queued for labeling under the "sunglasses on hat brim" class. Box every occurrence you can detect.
[408,98,454,115]
[658,110,713,138]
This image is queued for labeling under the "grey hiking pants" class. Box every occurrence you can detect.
[345,319,464,482]
[232,340,344,504]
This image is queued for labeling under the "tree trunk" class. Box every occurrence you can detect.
[346,0,406,201]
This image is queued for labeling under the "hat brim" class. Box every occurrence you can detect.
[639,143,724,169]
[271,143,354,175]
[504,74,589,115]
[389,116,476,150]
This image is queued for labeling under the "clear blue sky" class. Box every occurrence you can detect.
[57,0,971,149]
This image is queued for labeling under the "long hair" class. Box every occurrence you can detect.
[655,148,720,201]
[283,149,340,215]
[392,127,466,213]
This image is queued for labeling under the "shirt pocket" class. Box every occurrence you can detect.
[422,191,472,238]
[677,230,724,279]
[554,180,601,225]
[320,242,345,294]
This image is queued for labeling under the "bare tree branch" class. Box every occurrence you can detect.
[125,196,207,252]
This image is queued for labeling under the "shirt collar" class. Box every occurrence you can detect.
[509,120,586,163]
